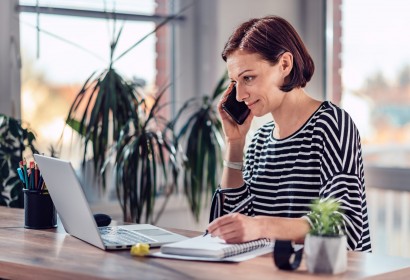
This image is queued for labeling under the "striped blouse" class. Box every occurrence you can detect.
[210,101,372,252]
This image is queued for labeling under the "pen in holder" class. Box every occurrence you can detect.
[17,159,57,229]
[23,189,57,229]
[18,159,57,229]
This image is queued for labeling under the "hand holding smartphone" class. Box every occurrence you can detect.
[222,85,250,125]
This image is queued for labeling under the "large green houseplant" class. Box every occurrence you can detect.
[171,73,228,221]
[305,198,347,274]
[0,114,38,207]
[65,13,182,190]
[64,12,189,223]
[64,5,226,224]
[114,74,228,223]
[114,86,180,223]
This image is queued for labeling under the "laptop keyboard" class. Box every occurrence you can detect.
[99,227,156,245]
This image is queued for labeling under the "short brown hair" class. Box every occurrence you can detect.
[222,16,314,92]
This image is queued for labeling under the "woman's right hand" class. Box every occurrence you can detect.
[217,83,253,142]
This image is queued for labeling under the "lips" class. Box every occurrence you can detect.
[246,100,258,108]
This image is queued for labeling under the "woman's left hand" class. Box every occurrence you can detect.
[206,213,261,243]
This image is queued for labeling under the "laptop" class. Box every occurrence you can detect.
[33,154,187,250]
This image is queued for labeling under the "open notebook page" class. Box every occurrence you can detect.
[160,234,274,259]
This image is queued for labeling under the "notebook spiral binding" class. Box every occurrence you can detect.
[221,238,274,258]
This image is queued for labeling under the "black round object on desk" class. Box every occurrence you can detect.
[93,213,112,227]
[273,240,303,271]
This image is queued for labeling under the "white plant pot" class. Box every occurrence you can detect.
[304,234,347,274]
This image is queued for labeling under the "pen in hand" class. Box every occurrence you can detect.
[203,194,256,237]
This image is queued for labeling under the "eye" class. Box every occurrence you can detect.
[243,76,255,84]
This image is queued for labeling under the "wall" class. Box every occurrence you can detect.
[174,0,326,112]
[0,0,21,118]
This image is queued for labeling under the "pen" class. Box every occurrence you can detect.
[38,176,43,191]
[35,164,39,189]
[203,194,256,237]
[17,168,25,184]
[30,161,35,190]
[22,160,29,189]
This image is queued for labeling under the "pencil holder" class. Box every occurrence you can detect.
[23,189,57,229]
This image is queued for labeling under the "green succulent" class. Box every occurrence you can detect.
[308,198,344,236]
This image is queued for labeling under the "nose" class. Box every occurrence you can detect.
[236,85,248,102]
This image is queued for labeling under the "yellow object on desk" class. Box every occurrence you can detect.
[130,243,150,256]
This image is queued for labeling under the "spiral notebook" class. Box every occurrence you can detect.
[155,235,274,262]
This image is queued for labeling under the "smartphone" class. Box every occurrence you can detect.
[222,85,251,125]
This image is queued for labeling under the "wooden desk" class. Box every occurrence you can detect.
[0,207,409,280]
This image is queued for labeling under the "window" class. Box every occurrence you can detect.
[340,0,410,257]
[19,0,164,166]
[341,0,410,168]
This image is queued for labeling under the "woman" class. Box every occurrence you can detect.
[206,15,371,252]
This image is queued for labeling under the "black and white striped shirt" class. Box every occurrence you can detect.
[213,101,371,252]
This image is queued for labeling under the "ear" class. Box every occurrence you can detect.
[279,52,293,76]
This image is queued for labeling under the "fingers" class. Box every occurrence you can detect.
[218,83,238,126]
[207,213,246,242]
[222,232,246,244]
[207,214,234,234]
[218,82,235,109]
[224,82,236,97]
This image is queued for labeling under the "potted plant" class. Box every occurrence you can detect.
[64,6,227,224]
[114,72,228,223]
[63,12,186,222]
[62,14,181,222]
[65,13,182,190]
[170,73,228,221]
[64,28,143,190]
[304,198,347,274]
[115,87,180,223]
[0,114,38,208]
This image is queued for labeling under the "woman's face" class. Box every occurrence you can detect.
[226,50,287,117]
